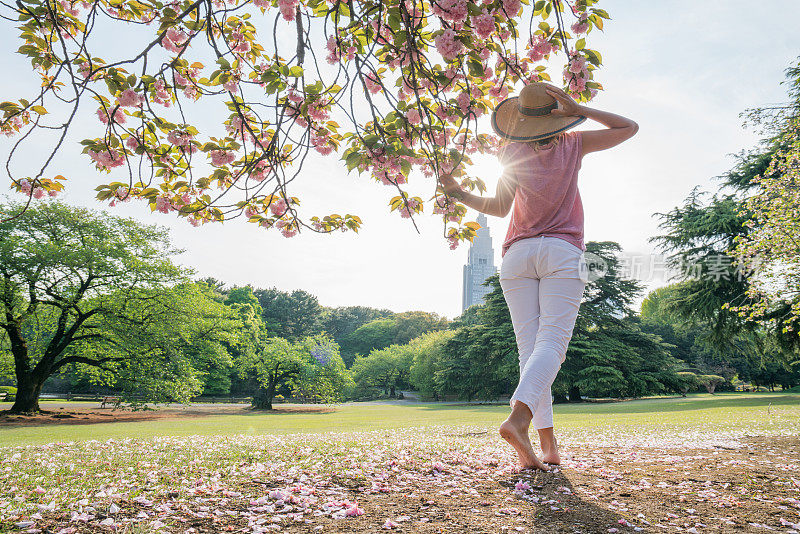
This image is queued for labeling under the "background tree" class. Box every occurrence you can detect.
[729,59,800,343]
[3,0,608,249]
[408,330,457,400]
[553,242,681,401]
[436,274,518,401]
[319,305,394,349]
[649,59,800,385]
[640,284,715,367]
[68,282,242,403]
[340,311,448,365]
[351,344,414,398]
[426,241,681,403]
[254,288,323,340]
[0,201,186,412]
[219,285,268,397]
[341,318,398,364]
[294,336,354,403]
[237,334,349,409]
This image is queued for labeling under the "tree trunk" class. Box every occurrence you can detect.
[252,380,276,410]
[568,385,582,402]
[9,375,43,413]
[390,385,396,397]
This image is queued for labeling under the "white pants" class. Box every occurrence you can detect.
[499,236,587,430]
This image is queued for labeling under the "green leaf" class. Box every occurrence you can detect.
[467,59,484,77]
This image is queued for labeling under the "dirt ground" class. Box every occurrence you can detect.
[5,434,798,533]
[0,403,334,427]
[228,435,800,534]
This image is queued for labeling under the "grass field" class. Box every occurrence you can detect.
[1,393,799,533]
[1,392,798,447]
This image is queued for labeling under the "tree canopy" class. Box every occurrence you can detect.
[3,0,608,249]
[0,201,213,412]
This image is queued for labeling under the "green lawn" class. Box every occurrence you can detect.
[1,392,798,447]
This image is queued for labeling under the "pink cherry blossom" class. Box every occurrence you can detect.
[209,149,235,166]
[233,38,251,54]
[96,106,126,124]
[568,76,586,94]
[473,10,496,39]
[161,28,188,53]
[2,114,24,136]
[78,61,92,79]
[125,136,140,150]
[152,79,171,107]
[155,195,173,213]
[364,74,382,94]
[287,89,303,104]
[278,0,298,21]
[434,29,464,62]
[88,148,125,169]
[571,12,590,34]
[501,0,521,17]
[432,0,467,23]
[456,92,471,115]
[276,219,297,237]
[222,78,240,93]
[114,186,130,201]
[399,197,421,218]
[488,84,509,100]
[568,54,587,74]
[167,129,195,149]
[250,160,272,181]
[183,85,199,99]
[344,502,364,517]
[173,72,189,86]
[117,89,142,107]
[528,35,554,61]
[307,99,331,122]
[270,198,287,217]
[312,134,335,155]
[326,35,340,64]
[514,480,531,492]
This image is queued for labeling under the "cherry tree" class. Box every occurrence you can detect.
[728,61,800,337]
[3,0,607,247]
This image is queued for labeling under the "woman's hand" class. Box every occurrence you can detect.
[545,85,582,117]
[438,173,464,198]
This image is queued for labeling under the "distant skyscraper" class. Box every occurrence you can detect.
[462,213,498,312]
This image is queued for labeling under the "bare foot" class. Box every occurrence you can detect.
[499,420,548,471]
[537,430,561,465]
[540,449,561,465]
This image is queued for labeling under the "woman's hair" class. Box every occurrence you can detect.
[497,132,564,151]
[525,132,564,150]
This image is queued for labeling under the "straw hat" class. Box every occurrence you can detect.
[491,82,586,142]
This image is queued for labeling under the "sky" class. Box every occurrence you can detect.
[1,1,799,319]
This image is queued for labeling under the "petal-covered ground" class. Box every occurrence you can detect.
[2,417,799,534]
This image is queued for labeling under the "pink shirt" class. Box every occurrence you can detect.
[499,131,585,257]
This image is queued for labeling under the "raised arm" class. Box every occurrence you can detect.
[438,172,516,218]
[545,85,639,156]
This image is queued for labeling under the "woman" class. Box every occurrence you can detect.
[439,82,638,470]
